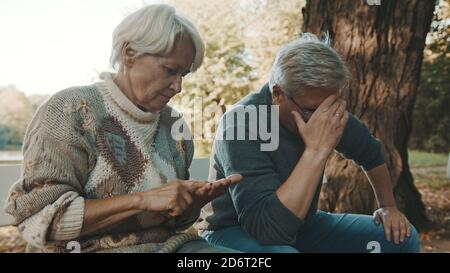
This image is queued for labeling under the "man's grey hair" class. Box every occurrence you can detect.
[269,33,349,97]
[110,4,205,72]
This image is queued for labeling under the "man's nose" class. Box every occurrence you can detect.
[302,112,312,122]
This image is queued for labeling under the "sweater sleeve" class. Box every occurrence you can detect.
[335,113,385,171]
[214,122,304,245]
[3,90,93,248]
[174,126,200,231]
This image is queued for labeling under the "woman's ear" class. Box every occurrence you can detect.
[122,43,136,68]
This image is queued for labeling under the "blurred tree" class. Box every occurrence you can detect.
[28,94,50,112]
[303,0,435,230]
[244,0,305,89]
[168,0,257,157]
[409,0,449,153]
[0,86,34,149]
[167,0,305,157]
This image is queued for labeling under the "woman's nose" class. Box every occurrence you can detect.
[170,75,182,93]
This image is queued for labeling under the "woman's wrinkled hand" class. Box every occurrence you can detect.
[190,174,243,209]
[135,174,243,217]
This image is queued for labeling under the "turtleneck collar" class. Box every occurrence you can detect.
[97,72,160,123]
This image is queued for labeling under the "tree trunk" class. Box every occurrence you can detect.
[302,0,435,230]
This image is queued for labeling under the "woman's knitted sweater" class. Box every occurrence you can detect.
[3,73,202,253]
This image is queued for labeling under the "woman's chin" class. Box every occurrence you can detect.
[147,102,170,112]
[139,96,171,112]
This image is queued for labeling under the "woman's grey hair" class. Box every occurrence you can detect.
[110,4,205,72]
[269,33,349,97]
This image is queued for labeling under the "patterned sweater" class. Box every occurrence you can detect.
[4,73,202,253]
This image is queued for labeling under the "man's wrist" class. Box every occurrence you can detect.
[379,204,398,210]
[303,148,331,162]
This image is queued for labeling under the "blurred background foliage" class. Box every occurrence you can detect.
[0,0,447,158]
[409,0,449,154]
[167,0,303,157]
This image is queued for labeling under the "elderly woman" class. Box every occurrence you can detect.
[195,34,420,253]
[4,4,241,253]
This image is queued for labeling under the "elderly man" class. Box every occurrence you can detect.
[195,34,420,253]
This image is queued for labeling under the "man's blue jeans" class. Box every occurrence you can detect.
[176,240,241,253]
[201,210,420,253]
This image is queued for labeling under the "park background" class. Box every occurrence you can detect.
[0,0,448,252]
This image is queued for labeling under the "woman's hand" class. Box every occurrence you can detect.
[190,174,243,209]
[135,180,204,217]
[80,175,242,237]
[291,95,349,158]
[135,174,243,217]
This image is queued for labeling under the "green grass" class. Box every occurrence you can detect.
[408,150,450,188]
[412,170,450,188]
[408,150,449,168]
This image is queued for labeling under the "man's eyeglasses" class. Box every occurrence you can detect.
[288,96,315,121]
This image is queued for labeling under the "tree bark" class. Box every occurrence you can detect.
[302,0,435,230]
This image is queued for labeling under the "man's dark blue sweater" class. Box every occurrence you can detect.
[194,84,385,245]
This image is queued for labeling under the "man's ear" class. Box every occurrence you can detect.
[271,85,284,105]
[122,43,136,68]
